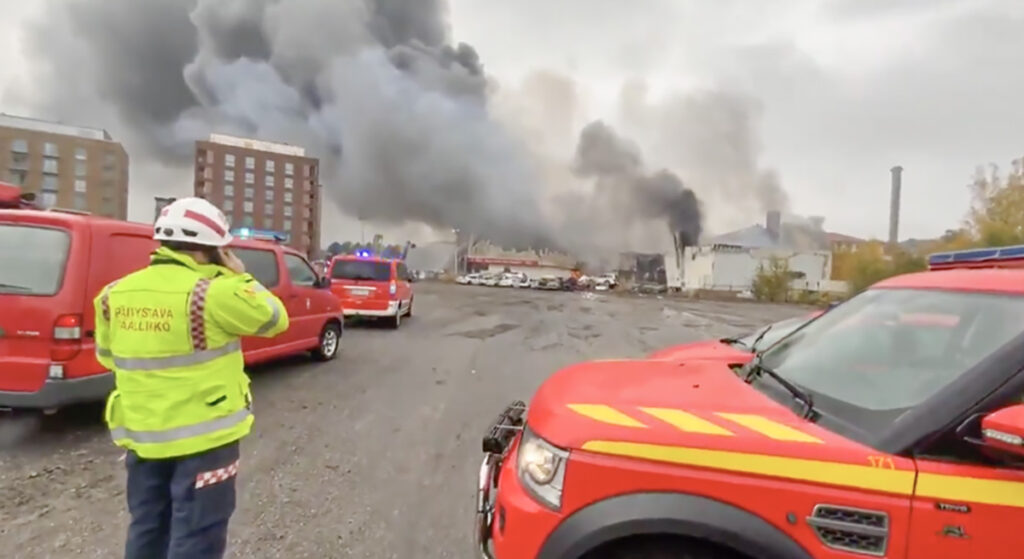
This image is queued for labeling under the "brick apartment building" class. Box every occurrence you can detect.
[0,113,129,219]
[194,133,322,256]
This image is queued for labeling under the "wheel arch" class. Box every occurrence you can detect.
[536,492,814,559]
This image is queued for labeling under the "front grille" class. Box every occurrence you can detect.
[807,505,889,556]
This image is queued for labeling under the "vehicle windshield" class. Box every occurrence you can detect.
[0,225,71,296]
[733,315,813,352]
[756,287,1024,432]
[332,260,391,282]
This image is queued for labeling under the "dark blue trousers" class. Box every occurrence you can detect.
[124,441,240,559]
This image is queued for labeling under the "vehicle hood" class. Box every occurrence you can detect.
[526,359,872,462]
[646,339,752,364]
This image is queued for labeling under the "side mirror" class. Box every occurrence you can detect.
[980,404,1024,459]
[315,275,332,289]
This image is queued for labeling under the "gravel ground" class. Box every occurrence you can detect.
[0,282,805,558]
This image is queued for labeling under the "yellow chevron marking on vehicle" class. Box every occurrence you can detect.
[715,413,823,443]
[581,440,914,495]
[640,407,734,436]
[916,472,1024,508]
[567,404,648,428]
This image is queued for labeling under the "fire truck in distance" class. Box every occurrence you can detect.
[476,244,1024,558]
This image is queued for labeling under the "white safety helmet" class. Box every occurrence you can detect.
[153,197,233,247]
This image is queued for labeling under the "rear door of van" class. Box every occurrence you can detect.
[329,258,395,313]
[0,212,83,394]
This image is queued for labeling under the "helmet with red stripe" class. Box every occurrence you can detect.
[153,197,233,247]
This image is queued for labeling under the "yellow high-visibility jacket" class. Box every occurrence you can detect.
[93,247,289,459]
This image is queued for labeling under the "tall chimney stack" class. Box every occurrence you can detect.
[766,210,781,241]
[888,166,902,247]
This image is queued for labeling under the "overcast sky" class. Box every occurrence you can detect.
[1,0,1022,241]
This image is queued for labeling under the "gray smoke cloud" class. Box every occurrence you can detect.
[18,0,559,249]
[573,121,702,247]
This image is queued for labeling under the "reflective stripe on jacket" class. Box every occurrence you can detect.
[93,247,289,459]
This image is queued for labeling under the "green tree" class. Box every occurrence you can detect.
[967,157,1024,246]
[752,257,791,302]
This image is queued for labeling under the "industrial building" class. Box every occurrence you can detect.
[0,113,129,219]
[194,133,322,256]
[465,240,577,279]
[678,211,842,294]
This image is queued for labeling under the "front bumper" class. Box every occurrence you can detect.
[0,372,114,409]
[476,400,528,558]
[343,301,399,317]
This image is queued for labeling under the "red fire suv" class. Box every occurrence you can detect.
[477,244,1024,559]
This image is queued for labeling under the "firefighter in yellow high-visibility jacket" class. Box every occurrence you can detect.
[94,197,288,559]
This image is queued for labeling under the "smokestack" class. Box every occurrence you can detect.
[766,210,781,241]
[889,166,902,247]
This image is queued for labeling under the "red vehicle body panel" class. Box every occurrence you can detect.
[483,270,1024,558]
[328,255,413,320]
[0,209,342,409]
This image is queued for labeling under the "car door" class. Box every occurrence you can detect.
[282,252,321,346]
[232,246,286,360]
[908,456,1024,558]
[395,261,412,310]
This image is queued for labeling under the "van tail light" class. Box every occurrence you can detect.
[54,314,83,340]
[389,280,397,296]
[51,314,83,362]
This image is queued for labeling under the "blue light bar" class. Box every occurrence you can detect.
[928,244,1024,267]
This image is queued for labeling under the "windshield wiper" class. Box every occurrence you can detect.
[0,282,32,292]
[719,336,748,348]
[748,324,773,351]
[745,354,816,420]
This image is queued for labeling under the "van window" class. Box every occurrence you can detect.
[284,254,318,287]
[0,225,71,295]
[234,248,279,288]
[331,260,391,282]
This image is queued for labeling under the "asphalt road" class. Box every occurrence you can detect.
[0,282,805,558]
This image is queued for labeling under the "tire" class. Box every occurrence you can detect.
[406,297,413,317]
[389,309,402,329]
[312,321,341,361]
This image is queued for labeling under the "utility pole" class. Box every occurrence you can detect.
[452,228,460,276]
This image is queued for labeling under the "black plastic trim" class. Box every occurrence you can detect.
[0,372,113,409]
[536,492,814,559]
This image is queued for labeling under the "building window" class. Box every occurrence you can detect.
[203,167,213,179]
[43,142,59,157]
[43,157,59,174]
[244,187,253,199]
[284,177,293,189]
[10,152,28,170]
[74,179,87,193]
[75,147,88,160]
[103,152,116,170]
[11,139,28,153]
[265,159,275,173]
[225,169,234,182]
[42,174,58,191]
[225,153,235,167]
[75,160,87,177]
[283,219,292,231]
[224,184,234,197]
[284,205,292,217]
[264,203,273,216]
[74,192,88,210]
[243,200,253,212]
[8,170,27,185]
[264,189,274,201]
[285,162,294,176]
[40,191,58,208]
[224,199,234,211]
[245,157,255,170]
[264,174,274,187]
[284,191,292,203]
[245,172,254,184]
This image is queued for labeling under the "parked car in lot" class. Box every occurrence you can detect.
[481,273,501,287]
[498,272,527,288]
[328,254,414,328]
[535,276,562,290]
[0,208,343,411]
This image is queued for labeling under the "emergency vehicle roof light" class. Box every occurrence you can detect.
[928,244,1024,270]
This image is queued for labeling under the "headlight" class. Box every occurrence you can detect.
[516,428,569,510]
